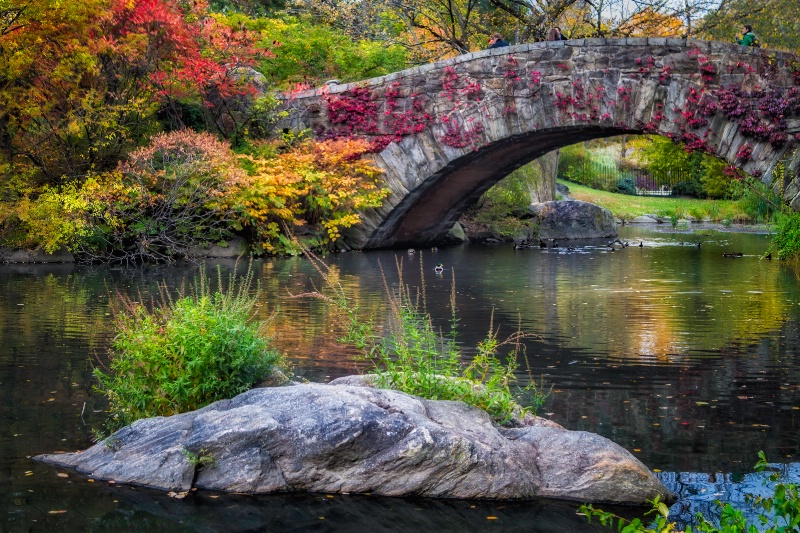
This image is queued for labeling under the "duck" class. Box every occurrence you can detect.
[434,263,445,273]
[539,239,548,248]
[639,241,644,247]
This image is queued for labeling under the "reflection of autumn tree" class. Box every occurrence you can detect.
[255,260,388,374]
[474,243,791,362]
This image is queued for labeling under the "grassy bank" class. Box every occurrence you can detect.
[561,180,753,223]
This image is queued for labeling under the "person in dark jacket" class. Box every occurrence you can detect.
[488,33,510,48]
[736,24,756,46]
[547,27,568,41]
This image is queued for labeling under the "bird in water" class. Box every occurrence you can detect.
[434,263,445,273]
[639,241,644,247]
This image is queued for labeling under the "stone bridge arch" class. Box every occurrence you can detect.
[281,38,800,249]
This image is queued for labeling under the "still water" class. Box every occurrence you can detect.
[2,225,799,531]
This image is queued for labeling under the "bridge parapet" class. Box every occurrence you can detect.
[280,39,800,248]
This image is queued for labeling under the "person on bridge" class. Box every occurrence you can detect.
[735,24,757,46]
[547,27,568,41]
[488,33,510,48]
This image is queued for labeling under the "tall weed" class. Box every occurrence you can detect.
[304,252,548,424]
[94,262,283,431]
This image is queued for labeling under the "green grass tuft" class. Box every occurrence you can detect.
[94,262,283,432]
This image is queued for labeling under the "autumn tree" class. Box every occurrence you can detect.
[0,0,266,188]
[229,137,388,253]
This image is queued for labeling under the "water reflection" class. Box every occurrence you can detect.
[1,226,799,531]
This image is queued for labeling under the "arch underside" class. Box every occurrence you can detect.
[362,126,631,249]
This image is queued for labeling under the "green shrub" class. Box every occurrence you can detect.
[671,180,703,198]
[733,177,782,223]
[94,263,282,431]
[772,211,800,260]
[616,177,637,195]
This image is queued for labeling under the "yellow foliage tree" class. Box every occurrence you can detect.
[228,138,388,253]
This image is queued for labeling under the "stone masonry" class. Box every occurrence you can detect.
[280,39,800,249]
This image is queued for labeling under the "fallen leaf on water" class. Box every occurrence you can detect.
[56,473,68,478]
[486,516,498,520]
[633,448,641,452]
[653,469,662,473]
[695,401,709,406]
[48,510,67,514]
[737,396,749,399]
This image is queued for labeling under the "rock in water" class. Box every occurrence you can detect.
[529,200,617,240]
[36,382,670,503]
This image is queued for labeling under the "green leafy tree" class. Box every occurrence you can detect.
[699,0,800,51]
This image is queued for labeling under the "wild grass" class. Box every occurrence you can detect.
[302,251,548,425]
[94,261,283,432]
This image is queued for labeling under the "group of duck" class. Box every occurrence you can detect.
[513,238,567,250]
[512,238,644,252]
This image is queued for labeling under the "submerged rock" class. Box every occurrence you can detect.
[36,382,670,504]
[529,200,617,240]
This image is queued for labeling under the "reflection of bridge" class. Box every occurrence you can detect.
[282,39,800,249]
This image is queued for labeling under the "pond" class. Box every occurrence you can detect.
[2,224,799,531]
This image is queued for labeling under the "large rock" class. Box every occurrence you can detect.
[35,382,670,504]
[0,246,75,263]
[529,200,617,240]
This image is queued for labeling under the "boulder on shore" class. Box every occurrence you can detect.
[529,200,617,240]
[35,381,670,504]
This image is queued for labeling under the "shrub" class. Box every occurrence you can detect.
[616,177,637,195]
[772,211,800,260]
[228,137,388,254]
[733,177,781,223]
[671,180,703,197]
[94,263,282,431]
[77,130,247,264]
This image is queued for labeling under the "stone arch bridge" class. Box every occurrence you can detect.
[281,38,800,249]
